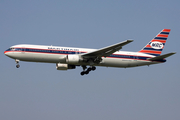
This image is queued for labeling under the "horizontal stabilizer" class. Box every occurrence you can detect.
[148,52,176,61]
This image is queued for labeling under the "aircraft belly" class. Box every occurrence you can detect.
[11,52,156,67]
[100,58,151,68]
[100,58,129,67]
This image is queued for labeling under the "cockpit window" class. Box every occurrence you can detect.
[7,47,15,51]
[10,47,15,50]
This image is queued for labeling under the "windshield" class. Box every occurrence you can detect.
[6,47,21,51]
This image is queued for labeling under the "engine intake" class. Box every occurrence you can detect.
[56,63,76,70]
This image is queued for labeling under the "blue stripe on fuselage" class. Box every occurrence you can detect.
[7,47,164,62]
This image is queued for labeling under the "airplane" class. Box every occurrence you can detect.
[4,29,176,75]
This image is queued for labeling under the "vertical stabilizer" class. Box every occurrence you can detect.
[139,29,171,56]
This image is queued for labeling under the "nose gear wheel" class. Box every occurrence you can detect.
[15,59,20,68]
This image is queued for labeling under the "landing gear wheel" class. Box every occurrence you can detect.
[80,66,97,76]
[16,64,20,68]
[92,66,96,71]
[15,59,20,68]
[81,71,85,76]
[85,70,89,74]
[87,67,92,71]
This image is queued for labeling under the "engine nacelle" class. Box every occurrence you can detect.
[66,55,82,64]
[56,63,76,70]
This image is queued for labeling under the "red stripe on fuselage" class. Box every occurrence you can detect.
[4,51,9,54]
[5,48,157,62]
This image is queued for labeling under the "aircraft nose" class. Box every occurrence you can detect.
[4,49,12,57]
[4,50,9,56]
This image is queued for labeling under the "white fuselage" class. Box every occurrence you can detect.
[4,44,164,68]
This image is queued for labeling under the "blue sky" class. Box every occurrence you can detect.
[1,0,180,120]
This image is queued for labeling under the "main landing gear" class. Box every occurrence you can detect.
[80,66,96,76]
[15,59,20,68]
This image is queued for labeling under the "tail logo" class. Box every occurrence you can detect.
[150,42,163,49]
[138,29,170,56]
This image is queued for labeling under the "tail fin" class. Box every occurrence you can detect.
[138,29,171,56]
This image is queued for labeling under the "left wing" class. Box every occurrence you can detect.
[82,40,133,59]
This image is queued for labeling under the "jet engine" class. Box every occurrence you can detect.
[56,63,76,70]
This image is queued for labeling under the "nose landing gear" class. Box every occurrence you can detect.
[15,59,20,68]
[80,66,96,76]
